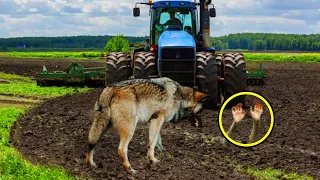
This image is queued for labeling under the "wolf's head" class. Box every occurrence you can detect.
[171,86,209,123]
[180,86,209,113]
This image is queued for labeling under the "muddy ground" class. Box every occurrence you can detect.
[1,57,319,179]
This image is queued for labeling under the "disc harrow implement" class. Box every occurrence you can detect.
[246,63,267,86]
[36,63,105,87]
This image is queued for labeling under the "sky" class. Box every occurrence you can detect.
[0,0,319,38]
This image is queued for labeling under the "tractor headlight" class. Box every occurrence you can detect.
[181,2,185,6]
[165,2,170,5]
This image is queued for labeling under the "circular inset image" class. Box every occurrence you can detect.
[219,91,274,147]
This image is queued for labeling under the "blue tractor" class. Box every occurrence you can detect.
[105,0,248,108]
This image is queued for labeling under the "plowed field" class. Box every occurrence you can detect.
[1,57,319,179]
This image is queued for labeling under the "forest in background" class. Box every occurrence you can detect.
[0,33,319,52]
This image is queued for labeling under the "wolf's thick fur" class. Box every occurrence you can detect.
[86,77,208,175]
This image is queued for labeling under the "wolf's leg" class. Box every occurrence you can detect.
[86,111,111,167]
[117,120,137,175]
[155,132,163,151]
[222,103,245,145]
[248,101,263,143]
[148,114,165,164]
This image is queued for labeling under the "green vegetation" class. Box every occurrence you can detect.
[0,107,76,180]
[0,35,146,50]
[0,52,103,59]
[105,34,130,52]
[6,48,104,52]
[0,72,91,98]
[1,33,319,51]
[0,72,33,83]
[0,72,92,179]
[0,82,90,98]
[246,167,313,180]
[1,51,319,62]
[243,53,320,62]
[213,33,320,51]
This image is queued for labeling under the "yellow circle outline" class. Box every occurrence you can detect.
[219,92,274,147]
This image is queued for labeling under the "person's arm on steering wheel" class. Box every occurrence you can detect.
[156,20,170,32]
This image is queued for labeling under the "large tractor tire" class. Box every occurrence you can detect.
[215,53,223,104]
[196,52,219,109]
[219,53,247,107]
[105,52,131,86]
[133,52,158,79]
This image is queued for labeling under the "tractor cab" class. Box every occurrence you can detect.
[151,7,198,45]
[133,0,216,55]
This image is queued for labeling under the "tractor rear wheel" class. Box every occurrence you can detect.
[105,52,131,86]
[196,52,219,109]
[221,53,247,107]
[133,52,158,79]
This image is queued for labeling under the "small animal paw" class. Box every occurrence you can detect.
[90,161,97,168]
[129,168,137,175]
[150,157,160,164]
[86,153,97,168]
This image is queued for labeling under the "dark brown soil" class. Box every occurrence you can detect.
[0,57,104,78]
[2,57,320,179]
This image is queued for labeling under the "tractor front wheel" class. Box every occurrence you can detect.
[133,52,157,79]
[105,52,131,86]
[196,52,219,109]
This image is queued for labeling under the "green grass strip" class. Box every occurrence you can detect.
[0,82,91,98]
[0,107,77,180]
[0,72,33,83]
[0,73,91,98]
[1,51,320,62]
[243,53,320,62]
[246,167,313,180]
[0,52,103,59]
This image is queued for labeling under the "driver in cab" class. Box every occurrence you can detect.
[163,12,182,28]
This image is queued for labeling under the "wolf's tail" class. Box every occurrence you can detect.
[88,87,114,147]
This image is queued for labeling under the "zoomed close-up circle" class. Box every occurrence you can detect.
[219,91,274,147]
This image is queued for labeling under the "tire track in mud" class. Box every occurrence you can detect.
[3,58,320,179]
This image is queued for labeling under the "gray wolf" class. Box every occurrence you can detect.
[85,77,208,175]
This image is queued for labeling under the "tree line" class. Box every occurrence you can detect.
[0,33,319,51]
[0,35,146,50]
[212,33,320,51]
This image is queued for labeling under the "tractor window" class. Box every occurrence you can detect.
[158,10,195,35]
[159,13,170,24]
[152,8,196,45]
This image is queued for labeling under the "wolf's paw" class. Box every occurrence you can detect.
[150,157,160,164]
[129,168,137,175]
[88,161,97,168]
[86,153,97,168]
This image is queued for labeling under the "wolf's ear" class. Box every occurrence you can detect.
[195,91,209,102]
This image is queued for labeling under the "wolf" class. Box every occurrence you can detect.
[85,77,208,175]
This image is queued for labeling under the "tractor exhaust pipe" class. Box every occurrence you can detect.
[200,0,211,48]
